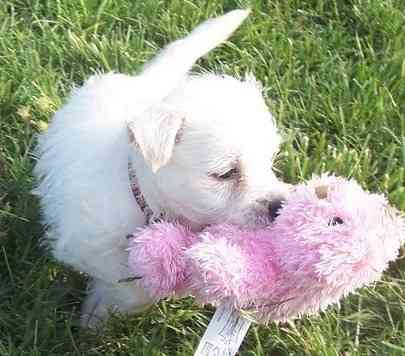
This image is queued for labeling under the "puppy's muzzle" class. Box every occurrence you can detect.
[256,196,285,222]
[268,199,284,221]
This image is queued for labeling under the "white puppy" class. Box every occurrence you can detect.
[34,10,289,327]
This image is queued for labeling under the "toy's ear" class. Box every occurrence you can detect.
[315,185,328,199]
[128,106,185,173]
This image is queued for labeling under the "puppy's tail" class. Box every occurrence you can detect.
[138,9,250,102]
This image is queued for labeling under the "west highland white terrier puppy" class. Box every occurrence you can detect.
[34,9,289,327]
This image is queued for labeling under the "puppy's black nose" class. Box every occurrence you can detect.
[268,199,283,221]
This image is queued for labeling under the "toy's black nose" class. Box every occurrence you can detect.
[268,199,283,221]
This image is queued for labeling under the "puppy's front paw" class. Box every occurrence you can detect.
[80,279,153,329]
[80,289,118,329]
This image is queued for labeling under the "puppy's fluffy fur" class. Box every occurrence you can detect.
[34,10,288,327]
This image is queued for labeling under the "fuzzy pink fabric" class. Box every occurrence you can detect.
[127,223,197,300]
[127,175,405,322]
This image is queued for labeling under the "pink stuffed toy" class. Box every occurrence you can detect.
[127,175,404,322]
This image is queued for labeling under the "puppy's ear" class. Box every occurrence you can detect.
[128,106,184,173]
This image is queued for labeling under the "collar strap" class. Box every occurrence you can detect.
[129,165,155,223]
[131,181,154,223]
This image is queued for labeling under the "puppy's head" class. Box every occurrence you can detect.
[129,73,289,229]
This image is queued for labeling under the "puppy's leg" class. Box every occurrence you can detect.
[52,234,153,328]
[81,278,151,329]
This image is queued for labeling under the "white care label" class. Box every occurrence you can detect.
[194,303,252,356]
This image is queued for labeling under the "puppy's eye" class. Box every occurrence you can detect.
[211,167,240,180]
[328,216,344,226]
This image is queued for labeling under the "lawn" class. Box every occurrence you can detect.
[0,0,404,355]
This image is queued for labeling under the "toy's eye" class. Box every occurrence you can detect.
[328,216,344,226]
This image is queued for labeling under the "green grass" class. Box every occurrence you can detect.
[1,0,404,354]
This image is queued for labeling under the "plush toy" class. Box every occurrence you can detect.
[127,175,404,322]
